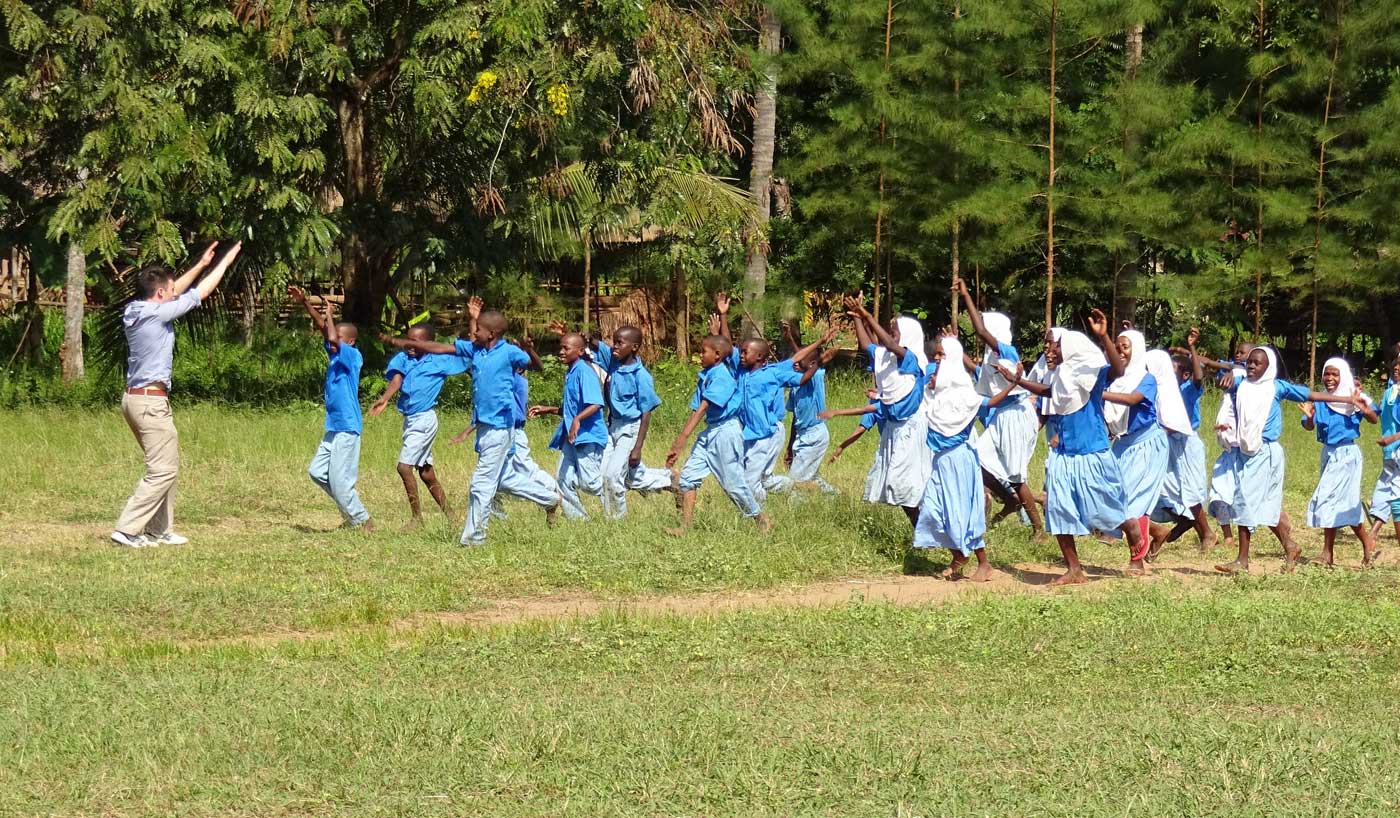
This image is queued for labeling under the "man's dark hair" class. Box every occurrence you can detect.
[136,266,175,299]
[615,325,642,345]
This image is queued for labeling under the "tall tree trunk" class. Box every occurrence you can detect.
[336,87,386,330]
[1114,22,1144,326]
[241,281,257,350]
[1309,1,1343,386]
[1044,0,1058,330]
[744,10,781,319]
[1253,0,1267,339]
[61,241,85,382]
[872,0,894,323]
[951,3,962,327]
[583,231,594,328]
[22,258,43,366]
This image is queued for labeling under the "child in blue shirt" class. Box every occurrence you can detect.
[769,320,842,495]
[1369,358,1400,544]
[666,334,769,534]
[1300,357,1379,567]
[289,287,373,531]
[370,322,469,530]
[529,333,609,520]
[384,306,559,545]
[1147,328,1218,553]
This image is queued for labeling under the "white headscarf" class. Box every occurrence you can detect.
[1218,346,1277,455]
[974,312,1027,400]
[872,315,928,405]
[925,337,986,437]
[1103,330,1148,437]
[1144,349,1192,435]
[1316,357,1356,416]
[1047,330,1108,417]
[1028,328,1064,415]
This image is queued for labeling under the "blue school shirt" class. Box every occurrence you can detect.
[1180,379,1204,431]
[594,341,662,423]
[1122,372,1159,434]
[927,412,987,453]
[1053,367,1111,455]
[788,368,827,431]
[1228,376,1312,443]
[866,344,926,422]
[386,352,468,416]
[549,359,608,450]
[691,364,742,424]
[736,359,804,441]
[324,342,364,434]
[1305,401,1362,446]
[455,338,532,430]
[1381,382,1400,456]
[512,372,529,428]
[982,342,1021,424]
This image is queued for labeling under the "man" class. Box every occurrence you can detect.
[111,241,243,547]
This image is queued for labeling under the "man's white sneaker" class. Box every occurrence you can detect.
[110,531,151,548]
[152,532,189,546]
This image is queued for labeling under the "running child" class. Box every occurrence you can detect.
[1212,346,1348,574]
[916,334,1021,582]
[528,333,609,520]
[383,308,559,545]
[953,277,1044,538]
[1149,329,1218,553]
[770,320,842,494]
[845,295,930,528]
[1369,356,1400,544]
[997,310,1148,583]
[289,287,374,531]
[369,321,468,530]
[1300,357,1379,567]
[1102,328,1169,554]
[665,335,770,534]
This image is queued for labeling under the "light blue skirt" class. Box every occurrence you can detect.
[1111,423,1169,519]
[1232,441,1286,529]
[1208,448,1240,525]
[913,441,987,556]
[1307,442,1364,528]
[975,397,1039,485]
[1159,430,1207,519]
[1369,449,1400,523]
[864,413,932,508]
[1046,448,1129,536]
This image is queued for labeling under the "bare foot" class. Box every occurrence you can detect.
[1282,541,1303,573]
[1368,547,1383,566]
[1094,531,1118,546]
[1049,567,1088,586]
[1146,530,1168,562]
[1214,560,1249,575]
[940,554,969,580]
[359,518,376,533]
[546,500,561,528]
[1126,559,1153,577]
[1198,531,1219,553]
[1313,550,1335,569]
[1031,531,1052,546]
[969,562,994,583]
[665,526,688,538]
[755,514,773,534]
[400,517,423,533]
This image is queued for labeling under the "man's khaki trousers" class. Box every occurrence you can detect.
[115,394,179,537]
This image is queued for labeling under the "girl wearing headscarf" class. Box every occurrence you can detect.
[1143,334,1219,556]
[845,295,930,528]
[1213,346,1346,574]
[1368,356,1400,544]
[1102,329,1170,553]
[914,334,1022,581]
[997,310,1147,584]
[954,278,1045,539]
[1300,357,1379,567]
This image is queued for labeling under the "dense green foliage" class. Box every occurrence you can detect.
[5,0,1400,380]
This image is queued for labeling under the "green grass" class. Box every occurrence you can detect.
[0,384,1390,647]
[4,382,1400,815]
[4,575,1400,816]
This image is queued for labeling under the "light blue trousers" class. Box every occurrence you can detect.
[308,431,370,525]
[678,419,761,518]
[601,418,674,519]
[557,440,605,520]
[767,423,836,494]
[743,422,786,505]
[490,428,560,521]
[462,426,557,544]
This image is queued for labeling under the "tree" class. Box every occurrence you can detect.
[744,7,781,316]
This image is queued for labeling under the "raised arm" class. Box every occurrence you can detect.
[518,327,544,371]
[780,319,801,354]
[791,326,840,368]
[954,277,999,351]
[380,333,457,356]
[847,300,874,352]
[847,295,905,360]
[1088,308,1126,380]
[320,297,338,352]
[288,285,327,334]
[715,292,733,343]
[468,295,483,338]
[1185,328,1204,386]
[192,241,243,301]
[171,242,219,295]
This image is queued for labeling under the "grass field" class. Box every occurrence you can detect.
[3,381,1399,816]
